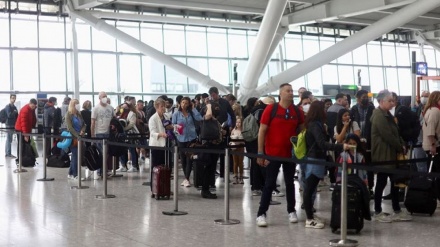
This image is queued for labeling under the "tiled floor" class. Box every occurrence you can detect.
[0,135,439,247]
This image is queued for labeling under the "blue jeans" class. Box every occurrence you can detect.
[5,125,14,156]
[257,159,296,216]
[69,146,78,177]
[120,147,138,169]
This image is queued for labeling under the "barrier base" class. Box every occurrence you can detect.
[71,185,89,189]
[329,239,358,246]
[214,219,240,225]
[162,210,188,216]
[95,194,116,199]
[13,168,27,173]
[37,178,55,181]
[142,182,151,186]
[111,174,123,178]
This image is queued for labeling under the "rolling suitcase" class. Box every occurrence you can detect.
[151,143,171,200]
[404,158,437,216]
[330,150,364,234]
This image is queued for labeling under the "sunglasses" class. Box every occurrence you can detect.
[285,108,290,120]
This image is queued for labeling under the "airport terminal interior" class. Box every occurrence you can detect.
[2,0,440,246]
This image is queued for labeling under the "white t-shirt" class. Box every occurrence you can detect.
[333,121,360,140]
[91,104,114,135]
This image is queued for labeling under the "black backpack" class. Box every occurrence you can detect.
[108,117,128,157]
[47,153,70,168]
[0,106,7,124]
[395,105,420,143]
[16,141,36,167]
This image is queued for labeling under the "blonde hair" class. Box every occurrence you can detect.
[68,99,80,115]
[154,98,166,109]
[232,103,242,119]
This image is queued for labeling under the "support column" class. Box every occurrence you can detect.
[255,0,440,96]
[240,0,288,99]
[67,6,229,94]
[71,17,80,100]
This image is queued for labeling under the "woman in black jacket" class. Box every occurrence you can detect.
[303,101,349,229]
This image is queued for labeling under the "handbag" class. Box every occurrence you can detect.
[200,119,220,141]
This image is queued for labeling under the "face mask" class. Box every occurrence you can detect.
[75,104,81,112]
[101,97,108,104]
[361,99,369,106]
[421,97,428,105]
[302,104,310,113]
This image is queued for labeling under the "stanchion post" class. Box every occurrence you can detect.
[13,132,27,173]
[329,149,358,247]
[96,139,115,199]
[215,148,240,225]
[163,145,188,216]
[111,156,123,177]
[142,148,152,186]
[71,139,89,189]
[37,132,54,181]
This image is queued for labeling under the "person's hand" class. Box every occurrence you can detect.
[343,143,355,150]
[430,145,437,156]
[24,136,29,142]
[79,131,85,136]
[161,133,167,138]
[402,146,408,155]
[257,157,270,167]
[343,119,350,128]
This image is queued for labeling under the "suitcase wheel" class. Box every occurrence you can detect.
[151,194,155,198]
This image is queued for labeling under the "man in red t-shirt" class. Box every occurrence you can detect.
[256,83,304,227]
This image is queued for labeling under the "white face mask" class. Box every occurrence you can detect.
[302,104,310,113]
[101,97,108,104]
[421,97,428,105]
[75,104,81,112]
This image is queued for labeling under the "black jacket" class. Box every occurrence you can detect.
[306,121,342,159]
[350,103,374,148]
[212,98,236,128]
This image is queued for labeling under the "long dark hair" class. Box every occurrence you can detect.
[304,101,326,128]
[336,108,353,135]
[178,97,193,112]
[345,133,365,155]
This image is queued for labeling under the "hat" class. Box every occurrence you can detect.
[63,97,71,104]
[48,97,57,103]
[261,96,275,105]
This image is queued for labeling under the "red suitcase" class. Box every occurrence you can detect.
[151,165,171,200]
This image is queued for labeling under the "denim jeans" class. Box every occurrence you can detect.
[257,159,296,216]
[5,126,13,156]
[69,146,78,177]
[120,147,138,169]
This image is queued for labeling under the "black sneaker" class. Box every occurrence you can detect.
[201,191,217,199]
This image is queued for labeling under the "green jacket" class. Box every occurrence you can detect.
[370,108,404,169]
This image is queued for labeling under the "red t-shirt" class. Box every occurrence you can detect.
[260,103,304,158]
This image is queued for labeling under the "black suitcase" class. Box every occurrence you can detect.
[404,158,437,216]
[47,153,70,168]
[330,150,364,234]
[192,158,204,189]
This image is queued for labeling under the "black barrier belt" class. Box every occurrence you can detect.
[179,146,226,155]
[106,140,173,152]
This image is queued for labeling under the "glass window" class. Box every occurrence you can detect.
[120,54,142,93]
[353,45,368,65]
[13,50,39,91]
[385,68,399,93]
[247,31,257,58]
[322,65,338,85]
[142,56,165,93]
[187,58,209,94]
[117,22,140,53]
[93,54,117,92]
[140,23,163,52]
[0,50,10,90]
[303,37,319,60]
[268,61,280,78]
[77,52,93,92]
[335,38,353,64]
[338,65,355,85]
[424,48,436,67]
[207,28,228,57]
[39,19,65,48]
[367,42,382,66]
[0,15,9,47]
[306,68,323,95]
[92,20,116,51]
[259,64,270,85]
[40,51,67,91]
[75,23,91,50]
[395,43,410,66]
[208,59,229,86]
[284,36,303,61]
[228,29,248,58]
[163,25,185,55]
[369,67,385,93]
[186,26,207,56]
[397,68,411,96]
[382,43,397,66]
[165,57,188,93]
[11,16,37,47]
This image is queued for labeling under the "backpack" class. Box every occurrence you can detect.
[292,129,307,159]
[0,107,7,123]
[395,105,420,143]
[108,117,128,157]
[242,112,260,142]
[53,108,62,129]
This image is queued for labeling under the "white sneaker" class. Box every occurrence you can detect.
[305,218,324,229]
[127,167,139,172]
[272,190,285,197]
[116,166,127,172]
[373,212,393,223]
[67,175,74,179]
[256,215,268,227]
[184,179,192,187]
[181,180,186,186]
[288,212,298,223]
[391,210,412,222]
[74,176,86,181]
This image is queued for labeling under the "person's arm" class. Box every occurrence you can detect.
[124,111,137,131]
[149,115,166,140]
[374,113,404,153]
[226,102,236,129]
[352,121,361,138]
[310,122,345,152]
[257,123,269,166]
[204,104,212,120]
[90,118,96,137]
[335,122,349,143]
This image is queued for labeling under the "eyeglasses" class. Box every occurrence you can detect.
[285,108,290,120]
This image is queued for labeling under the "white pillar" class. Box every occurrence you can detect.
[240,0,288,98]
[71,17,80,100]
[67,8,229,94]
[255,0,440,96]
